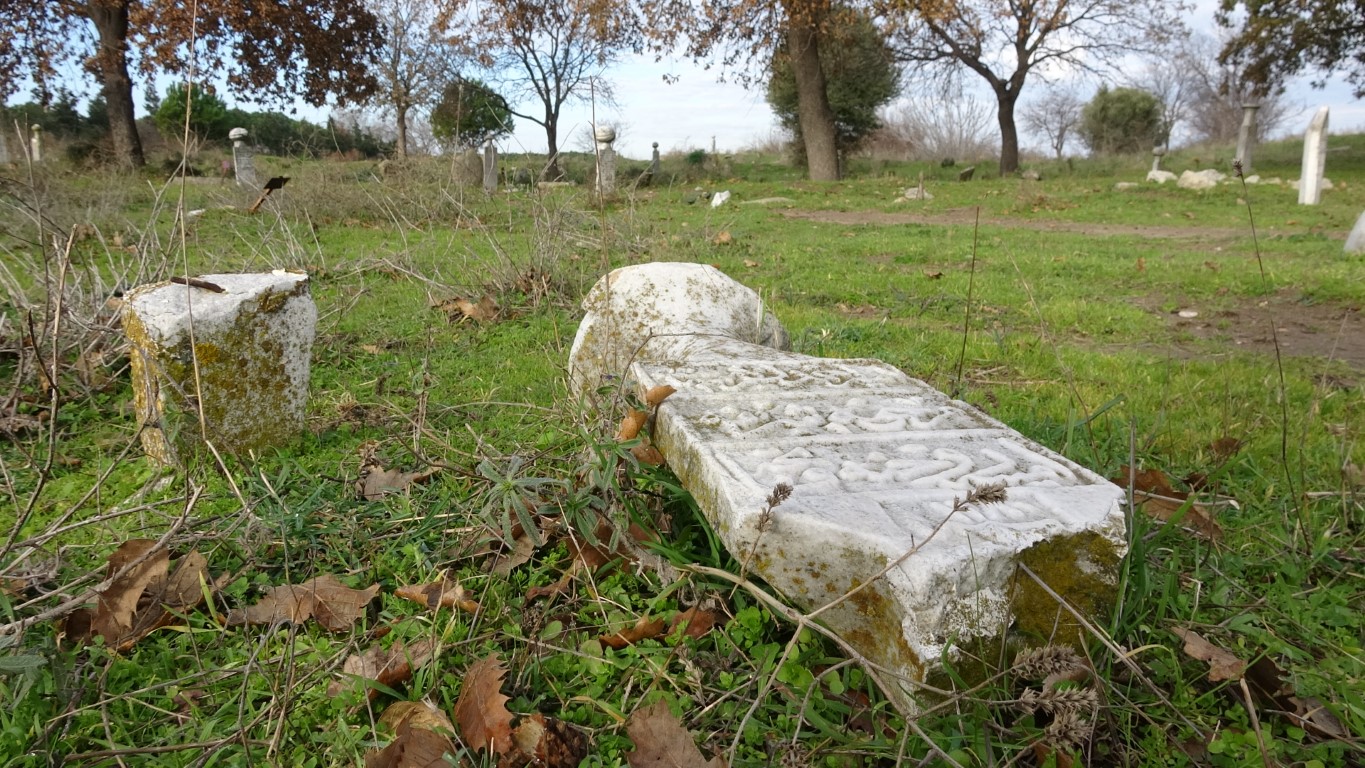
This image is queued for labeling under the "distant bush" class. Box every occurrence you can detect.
[1079,86,1163,155]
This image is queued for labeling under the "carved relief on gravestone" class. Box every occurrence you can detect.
[569,263,1126,711]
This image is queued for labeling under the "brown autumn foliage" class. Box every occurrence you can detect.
[0,0,384,168]
[395,574,481,613]
[328,637,440,700]
[224,574,380,631]
[1111,465,1224,539]
[367,701,457,768]
[625,700,727,768]
[62,540,209,651]
[454,654,587,767]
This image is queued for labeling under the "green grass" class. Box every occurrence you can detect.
[1,136,1362,766]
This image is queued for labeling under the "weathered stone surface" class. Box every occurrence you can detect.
[1147,170,1177,184]
[1346,211,1365,254]
[122,272,315,464]
[1177,169,1225,190]
[1299,106,1330,205]
[568,263,1126,709]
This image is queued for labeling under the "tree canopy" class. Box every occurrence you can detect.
[153,83,230,149]
[887,0,1182,175]
[767,8,899,166]
[430,78,515,149]
[1218,0,1365,98]
[369,0,464,157]
[0,0,385,168]
[1079,86,1164,155]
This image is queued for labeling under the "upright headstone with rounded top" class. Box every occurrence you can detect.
[594,125,617,197]
[230,127,257,187]
[1299,107,1330,205]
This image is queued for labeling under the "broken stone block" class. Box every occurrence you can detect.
[1147,170,1177,184]
[121,272,315,464]
[569,263,1126,711]
[1178,169,1225,190]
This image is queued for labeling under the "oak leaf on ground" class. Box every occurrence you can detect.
[601,615,667,649]
[454,654,515,754]
[367,701,456,768]
[395,575,480,613]
[225,575,379,631]
[62,541,209,651]
[1111,465,1223,539]
[625,701,727,767]
[327,637,439,699]
[1172,627,1246,682]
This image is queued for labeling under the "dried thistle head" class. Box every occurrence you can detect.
[1012,645,1083,680]
[1042,709,1094,753]
[766,482,793,508]
[966,481,1008,505]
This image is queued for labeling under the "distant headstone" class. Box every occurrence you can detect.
[957,165,975,182]
[1346,211,1365,254]
[1298,107,1330,205]
[452,148,482,186]
[29,125,42,163]
[482,141,498,195]
[1235,103,1260,174]
[121,271,316,465]
[1151,146,1166,172]
[650,142,660,177]
[229,127,257,187]
[594,125,617,197]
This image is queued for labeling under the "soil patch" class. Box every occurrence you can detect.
[1138,293,1365,372]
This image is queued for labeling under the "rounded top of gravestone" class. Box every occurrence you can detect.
[1152,146,1166,156]
[1242,102,1261,110]
[652,142,659,148]
[594,126,617,144]
[229,127,249,141]
[30,124,42,133]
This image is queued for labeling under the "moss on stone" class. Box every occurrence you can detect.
[1010,530,1121,646]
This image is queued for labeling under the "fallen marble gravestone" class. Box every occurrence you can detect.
[569,262,1126,709]
[121,271,316,465]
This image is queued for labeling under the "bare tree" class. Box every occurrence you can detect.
[874,79,997,161]
[441,0,630,180]
[1020,84,1084,159]
[1133,50,1197,148]
[1181,33,1293,145]
[368,0,464,156]
[886,0,1185,175]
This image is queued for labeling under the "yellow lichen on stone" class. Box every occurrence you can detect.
[1010,531,1121,647]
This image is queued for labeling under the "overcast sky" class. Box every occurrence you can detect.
[517,2,1365,161]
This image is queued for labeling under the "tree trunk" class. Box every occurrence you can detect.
[543,113,562,180]
[787,14,839,181]
[86,0,143,169]
[395,104,409,156]
[996,92,1020,175]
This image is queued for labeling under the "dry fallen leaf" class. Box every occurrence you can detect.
[454,655,515,754]
[489,527,539,577]
[644,385,677,408]
[601,615,667,650]
[63,541,209,651]
[1111,466,1223,540]
[711,230,732,245]
[359,465,438,501]
[630,444,666,466]
[742,258,759,267]
[504,713,588,768]
[923,270,944,280]
[625,701,727,768]
[328,637,439,700]
[616,410,648,441]
[395,575,480,613]
[436,295,500,323]
[225,575,379,631]
[667,606,720,641]
[1172,627,1246,682]
[526,561,580,604]
[368,701,456,768]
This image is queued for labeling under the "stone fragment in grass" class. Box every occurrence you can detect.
[1177,169,1225,190]
[1347,211,1365,254]
[1147,170,1177,184]
[568,263,1127,712]
[121,271,315,464]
